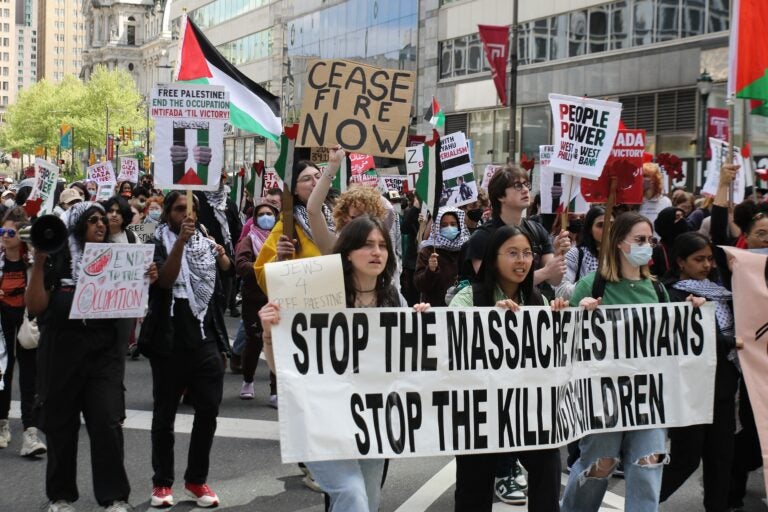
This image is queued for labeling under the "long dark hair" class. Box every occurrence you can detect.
[332,215,398,307]
[668,231,716,281]
[477,225,539,306]
[579,205,606,256]
[101,196,133,230]
[72,205,108,249]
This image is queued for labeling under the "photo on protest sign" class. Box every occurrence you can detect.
[29,159,60,215]
[702,137,746,204]
[126,223,157,243]
[539,145,588,214]
[439,132,477,208]
[87,161,116,187]
[117,157,139,184]
[548,93,622,180]
[272,303,716,462]
[264,254,346,310]
[297,59,415,158]
[151,83,229,190]
[69,243,155,319]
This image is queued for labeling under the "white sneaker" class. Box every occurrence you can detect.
[104,501,130,512]
[47,501,76,512]
[0,419,10,448]
[20,427,47,457]
[268,394,278,409]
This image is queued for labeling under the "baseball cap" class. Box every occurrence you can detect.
[59,188,83,205]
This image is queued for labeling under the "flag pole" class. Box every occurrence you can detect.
[508,0,518,164]
[727,96,735,209]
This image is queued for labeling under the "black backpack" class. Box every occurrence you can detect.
[591,271,667,303]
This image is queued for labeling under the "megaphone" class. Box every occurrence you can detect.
[19,214,68,253]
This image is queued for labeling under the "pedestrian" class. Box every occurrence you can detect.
[259,215,430,512]
[449,224,566,512]
[556,205,606,301]
[638,162,672,233]
[143,191,231,508]
[0,207,46,457]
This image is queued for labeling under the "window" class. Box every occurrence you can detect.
[127,25,135,45]
[589,6,609,53]
[656,0,680,41]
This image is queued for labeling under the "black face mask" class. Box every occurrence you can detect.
[467,208,483,222]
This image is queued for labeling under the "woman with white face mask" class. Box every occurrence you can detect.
[413,207,469,306]
[234,199,279,402]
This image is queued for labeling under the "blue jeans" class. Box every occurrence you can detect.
[306,459,385,512]
[561,429,667,512]
[231,321,246,355]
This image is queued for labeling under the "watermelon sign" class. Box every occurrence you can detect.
[69,243,156,319]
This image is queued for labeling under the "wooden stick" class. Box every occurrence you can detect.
[727,99,735,209]
[186,189,193,219]
[598,176,618,273]
[282,186,294,241]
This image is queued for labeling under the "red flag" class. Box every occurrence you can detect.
[478,25,509,106]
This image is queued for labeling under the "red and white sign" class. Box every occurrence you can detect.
[707,107,729,159]
[580,129,645,204]
[349,153,375,176]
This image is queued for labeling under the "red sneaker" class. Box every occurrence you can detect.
[150,486,173,507]
[184,482,219,508]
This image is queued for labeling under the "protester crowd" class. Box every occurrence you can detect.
[0,151,765,512]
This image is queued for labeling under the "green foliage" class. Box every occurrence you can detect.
[0,66,148,155]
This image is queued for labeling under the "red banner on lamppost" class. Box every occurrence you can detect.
[106,134,114,161]
[706,107,729,159]
[478,25,510,106]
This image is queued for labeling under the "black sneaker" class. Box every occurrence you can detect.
[494,475,526,505]
[613,461,624,478]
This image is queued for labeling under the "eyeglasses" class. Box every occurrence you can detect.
[87,215,108,225]
[509,181,532,191]
[498,250,534,260]
[0,228,16,238]
[624,236,656,246]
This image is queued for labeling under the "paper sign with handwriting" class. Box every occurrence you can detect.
[127,223,157,243]
[264,254,346,310]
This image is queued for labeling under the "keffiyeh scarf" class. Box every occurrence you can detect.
[66,201,105,285]
[419,207,470,252]
[294,202,335,242]
[249,223,271,256]
[673,278,734,336]
[204,186,233,254]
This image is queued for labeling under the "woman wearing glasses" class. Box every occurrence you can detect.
[561,211,705,512]
[26,202,157,512]
[0,207,46,458]
[449,225,567,512]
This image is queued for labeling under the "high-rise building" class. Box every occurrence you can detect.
[16,0,37,93]
[0,0,17,116]
[37,0,86,82]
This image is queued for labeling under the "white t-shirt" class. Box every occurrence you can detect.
[638,195,672,235]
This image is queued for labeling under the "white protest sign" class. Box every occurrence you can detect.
[127,223,157,243]
[151,83,229,190]
[378,175,409,195]
[272,303,717,462]
[69,243,155,319]
[95,184,113,202]
[87,161,116,186]
[439,132,478,208]
[30,159,60,215]
[480,165,501,190]
[702,137,746,204]
[405,145,424,191]
[539,145,588,214]
[117,157,139,184]
[264,254,346,310]
[263,168,284,194]
[548,94,623,180]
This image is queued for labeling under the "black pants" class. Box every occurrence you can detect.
[38,322,129,506]
[728,378,763,508]
[150,335,224,486]
[660,361,739,511]
[0,305,36,429]
[455,449,561,512]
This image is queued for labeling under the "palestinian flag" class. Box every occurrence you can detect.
[728,0,768,103]
[175,15,282,143]
[246,160,265,199]
[229,167,245,210]
[425,97,445,129]
[415,132,443,220]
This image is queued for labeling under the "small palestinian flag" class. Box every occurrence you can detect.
[415,131,443,221]
[425,97,445,129]
[175,15,282,143]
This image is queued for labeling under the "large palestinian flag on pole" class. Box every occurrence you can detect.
[728,0,768,103]
[175,15,282,143]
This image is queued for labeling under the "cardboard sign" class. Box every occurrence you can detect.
[580,129,645,204]
[151,83,229,190]
[297,59,416,158]
[87,161,116,186]
[439,132,478,208]
[69,243,155,319]
[29,159,59,215]
[264,254,346,310]
[309,147,330,164]
[548,94,623,180]
[539,145,588,214]
[127,223,157,243]
[272,303,717,462]
[117,157,139,184]
[702,138,746,204]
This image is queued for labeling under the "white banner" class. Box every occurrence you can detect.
[30,159,60,215]
[273,303,717,462]
[151,83,229,190]
[539,145,588,215]
[702,137,746,204]
[548,94,623,180]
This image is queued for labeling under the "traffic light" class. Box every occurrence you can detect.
[144,157,150,170]
[126,127,132,140]
[119,127,125,139]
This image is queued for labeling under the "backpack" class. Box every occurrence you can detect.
[591,271,667,304]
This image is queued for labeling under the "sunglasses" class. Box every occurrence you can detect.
[87,215,108,225]
[0,228,16,238]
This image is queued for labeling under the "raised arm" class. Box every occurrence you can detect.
[307,146,345,255]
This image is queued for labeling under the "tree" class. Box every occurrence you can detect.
[0,66,147,158]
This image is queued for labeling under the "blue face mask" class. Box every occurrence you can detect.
[625,243,653,267]
[148,210,161,221]
[440,226,460,240]
[257,214,276,230]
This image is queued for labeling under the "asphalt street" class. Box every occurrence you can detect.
[1,313,766,511]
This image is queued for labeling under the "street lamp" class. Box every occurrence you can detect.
[697,71,713,188]
[115,135,122,169]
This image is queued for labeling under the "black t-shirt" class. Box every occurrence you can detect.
[466,216,553,266]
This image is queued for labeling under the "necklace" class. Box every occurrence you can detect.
[355,293,377,308]
[354,287,377,293]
